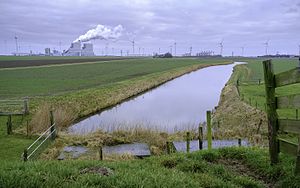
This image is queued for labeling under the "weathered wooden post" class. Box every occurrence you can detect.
[207,111,212,150]
[186,132,190,153]
[198,125,203,150]
[7,114,12,135]
[23,148,28,162]
[264,103,267,111]
[50,110,56,140]
[99,146,103,160]
[24,97,29,115]
[166,141,171,154]
[26,120,29,137]
[238,138,242,147]
[295,136,300,175]
[263,60,279,165]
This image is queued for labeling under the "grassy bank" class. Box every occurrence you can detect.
[1,147,299,187]
[0,58,229,161]
[213,57,299,144]
[236,58,299,119]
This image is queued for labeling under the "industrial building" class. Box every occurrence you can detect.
[63,41,94,56]
[81,43,94,56]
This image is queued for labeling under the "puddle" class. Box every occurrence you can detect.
[103,143,151,157]
[173,139,250,152]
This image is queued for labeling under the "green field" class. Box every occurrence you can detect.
[0,57,229,162]
[1,147,299,187]
[0,58,227,98]
[235,58,299,119]
[1,57,300,187]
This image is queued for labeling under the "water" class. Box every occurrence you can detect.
[173,139,250,152]
[69,62,245,134]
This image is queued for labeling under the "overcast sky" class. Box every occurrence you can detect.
[1,0,300,56]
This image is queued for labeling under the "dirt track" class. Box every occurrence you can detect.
[0,57,134,68]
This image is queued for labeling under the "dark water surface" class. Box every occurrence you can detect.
[70,62,245,134]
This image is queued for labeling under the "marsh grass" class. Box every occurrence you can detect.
[30,103,77,133]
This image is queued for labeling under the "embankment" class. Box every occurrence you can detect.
[212,64,268,145]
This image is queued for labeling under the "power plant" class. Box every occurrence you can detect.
[63,41,94,56]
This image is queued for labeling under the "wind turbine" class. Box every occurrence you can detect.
[263,39,269,56]
[241,46,245,57]
[174,42,177,56]
[14,35,18,55]
[105,43,109,56]
[131,40,135,55]
[298,44,300,68]
[219,39,224,56]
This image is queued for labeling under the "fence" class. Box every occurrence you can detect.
[165,110,242,154]
[237,77,299,120]
[0,98,29,115]
[0,98,29,135]
[22,111,56,161]
[263,59,300,174]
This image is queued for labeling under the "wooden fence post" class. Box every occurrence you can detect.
[50,111,56,140]
[238,138,242,147]
[198,125,203,150]
[99,146,103,160]
[7,115,12,135]
[24,97,29,115]
[263,60,279,165]
[207,111,212,150]
[295,136,300,175]
[23,148,28,162]
[186,132,190,153]
[166,141,171,154]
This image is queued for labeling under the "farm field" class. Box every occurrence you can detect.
[0,57,230,161]
[0,56,136,68]
[1,57,299,187]
[0,58,228,99]
[236,58,299,119]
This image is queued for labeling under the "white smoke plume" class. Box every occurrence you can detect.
[74,24,124,42]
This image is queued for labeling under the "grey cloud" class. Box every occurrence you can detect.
[0,0,299,56]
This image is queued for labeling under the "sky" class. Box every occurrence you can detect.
[0,0,300,56]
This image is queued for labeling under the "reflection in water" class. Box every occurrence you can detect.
[70,62,245,134]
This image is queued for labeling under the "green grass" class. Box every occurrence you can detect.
[0,147,299,187]
[0,116,37,161]
[0,58,229,162]
[0,58,227,98]
[234,58,300,119]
